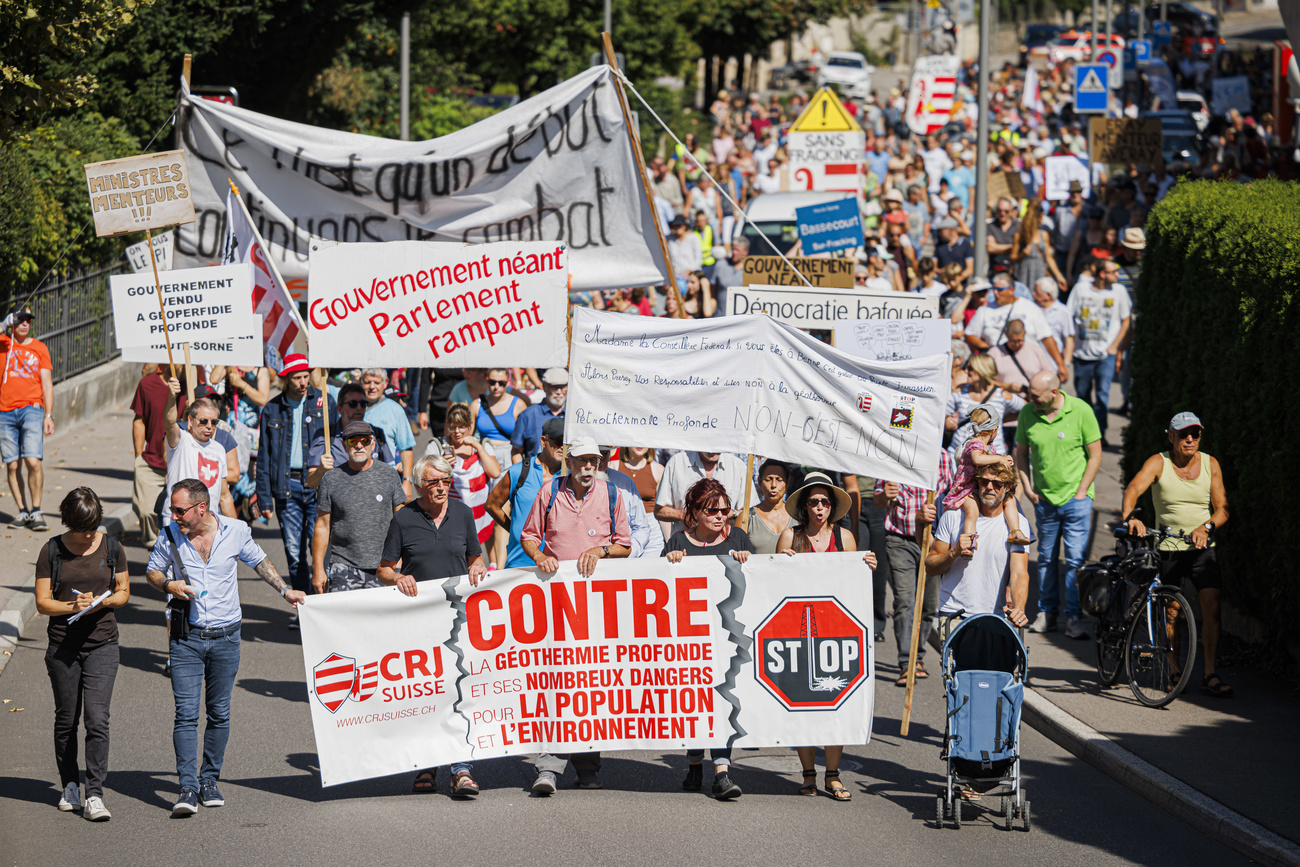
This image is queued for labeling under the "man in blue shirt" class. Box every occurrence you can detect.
[941,150,976,210]
[256,354,332,608]
[487,416,565,567]
[864,137,892,190]
[147,478,304,815]
[511,368,567,465]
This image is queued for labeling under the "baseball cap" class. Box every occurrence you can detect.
[10,304,34,323]
[279,353,310,376]
[340,420,374,439]
[566,436,601,458]
[1168,411,1203,432]
[542,416,566,441]
[541,368,569,386]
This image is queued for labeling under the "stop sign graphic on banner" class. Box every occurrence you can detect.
[905,54,962,135]
[755,597,868,710]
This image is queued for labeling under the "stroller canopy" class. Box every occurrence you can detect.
[942,613,1028,680]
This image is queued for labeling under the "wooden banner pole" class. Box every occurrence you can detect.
[900,491,936,736]
[182,342,195,404]
[145,227,178,379]
[737,454,755,531]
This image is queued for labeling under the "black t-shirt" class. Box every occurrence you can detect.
[935,237,973,270]
[664,527,755,558]
[37,535,126,650]
[381,499,482,582]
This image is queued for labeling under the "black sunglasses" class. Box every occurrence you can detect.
[487,379,508,387]
[344,399,368,409]
[191,418,218,427]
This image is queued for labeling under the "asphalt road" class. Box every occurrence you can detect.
[0,522,1251,867]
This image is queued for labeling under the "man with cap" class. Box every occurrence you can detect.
[304,380,394,489]
[934,217,974,284]
[487,415,565,568]
[256,353,334,612]
[1121,412,1232,696]
[0,304,54,530]
[520,435,631,793]
[511,369,567,465]
[310,420,406,594]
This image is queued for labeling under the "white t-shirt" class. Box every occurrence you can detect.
[1067,283,1132,360]
[934,507,1032,615]
[753,174,782,195]
[965,298,1053,348]
[163,429,228,525]
[919,147,955,192]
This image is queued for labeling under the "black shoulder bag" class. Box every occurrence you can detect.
[164,525,192,640]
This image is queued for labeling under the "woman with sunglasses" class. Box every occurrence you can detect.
[776,472,877,802]
[468,368,525,471]
[663,478,753,800]
[442,403,501,560]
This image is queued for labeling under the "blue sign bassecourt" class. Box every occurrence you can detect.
[795,198,865,255]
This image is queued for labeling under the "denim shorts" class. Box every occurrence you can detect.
[0,404,43,463]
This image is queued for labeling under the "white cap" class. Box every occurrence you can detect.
[566,436,601,458]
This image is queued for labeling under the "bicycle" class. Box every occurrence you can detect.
[1083,515,1199,708]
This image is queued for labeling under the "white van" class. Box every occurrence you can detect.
[738,191,856,256]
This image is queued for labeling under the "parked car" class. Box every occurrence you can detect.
[1175,90,1210,130]
[1144,1,1218,33]
[1144,109,1205,163]
[1020,23,1066,66]
[1176,32,1223,56]
[1033,30,1126,64]
[769,60,814,89]
[739,191,852,257]
[815,51,873,99]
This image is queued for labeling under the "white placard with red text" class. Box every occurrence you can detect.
[299,554,873,787]
[307,240,569,368]
[786,131,866,195]
[905,55,961,136]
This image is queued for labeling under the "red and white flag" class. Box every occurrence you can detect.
[905,55,961,136]
[222,189,301,366]
[1022,63,1045,115]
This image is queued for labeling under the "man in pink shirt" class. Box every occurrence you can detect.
[519,434,630,794]
[988,319,1053,397]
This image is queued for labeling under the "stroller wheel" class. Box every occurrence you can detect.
[1002,796,1013,831]
[954,797,962,828]
[1022,799,1032,832]
[935,795,945,828]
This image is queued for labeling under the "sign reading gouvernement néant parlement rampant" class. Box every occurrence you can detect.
[566,308,948,489]
[299,555,874,787]
[307,240,569,368]
[83,150,196,238]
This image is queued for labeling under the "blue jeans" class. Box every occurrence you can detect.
[171,624,241,791]
[687,747,732,766]
[1073,355,1116,437]
[1034,496,1092,620]
[0,404,44,463]
[275,477,317,594]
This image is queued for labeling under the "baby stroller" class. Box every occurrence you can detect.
[935,613,1030,831]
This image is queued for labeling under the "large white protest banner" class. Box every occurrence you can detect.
[110,265,261,366]
[566,309,948,488]
[176,67,667,294]
[832,319,952,362]
[307,240,569,368]
[1043,155,1092,201]
[729,283,939,327]
[300,554,873,787]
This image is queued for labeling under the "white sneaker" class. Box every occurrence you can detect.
[1028,612,1054,634]
[84,796,111,821]
[57,782,80,812]
[1063,617,1089,640]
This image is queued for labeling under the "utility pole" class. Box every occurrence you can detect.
[400,12,410,141]
[604,0,612,37]
[973,0,992,278]
[1092,0,1100,58]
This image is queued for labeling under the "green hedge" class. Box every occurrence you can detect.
[1123,179,1300,638]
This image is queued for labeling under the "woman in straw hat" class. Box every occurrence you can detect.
[776,471,877,802]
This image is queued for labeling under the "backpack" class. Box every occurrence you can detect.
[48,533,121,598]
[541,475,618,551]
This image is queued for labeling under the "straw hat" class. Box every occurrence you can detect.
[785,471,852,523]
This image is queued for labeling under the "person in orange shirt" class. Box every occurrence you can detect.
[0,305,55,531]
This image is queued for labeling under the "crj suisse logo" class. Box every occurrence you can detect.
[312,653,378,713]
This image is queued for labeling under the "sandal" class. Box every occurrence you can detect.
[957,784,981,801]
[895,663,928,687]
[799,769,818,796]
[1200,673,1235,698]
[451,770,480,796]
[824,772,851,802]
[412,769,436,793]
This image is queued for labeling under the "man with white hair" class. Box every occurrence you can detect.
[360,367,415,498]
[1032,276,1074,366]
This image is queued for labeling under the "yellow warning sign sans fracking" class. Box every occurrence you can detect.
[790,88,864,134]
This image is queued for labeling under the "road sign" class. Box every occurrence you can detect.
[795,197,864,255]
[1132,39,1152,66]
[789,88,863,134]
[1074,64,1109,114]
[1096,50,1123,89]
[755,597,868,711]
[1152,20,1172,46]
[905,54,961,135]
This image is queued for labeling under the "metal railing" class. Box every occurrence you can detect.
[25,263,126,384]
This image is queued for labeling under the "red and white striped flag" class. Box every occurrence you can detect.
[222,189,302,366]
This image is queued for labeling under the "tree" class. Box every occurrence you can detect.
[0,0,147,141]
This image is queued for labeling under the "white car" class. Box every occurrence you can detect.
[1176,90,1210,131]
[815,51,873,99]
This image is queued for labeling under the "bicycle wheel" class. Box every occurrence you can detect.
[1125,586,1198,707]
[1094,625,1124,686]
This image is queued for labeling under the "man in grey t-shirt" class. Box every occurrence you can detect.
[311,421,407,593]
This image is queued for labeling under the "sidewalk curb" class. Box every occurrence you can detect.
[1023,687,1300,867]
[0,503,133,679]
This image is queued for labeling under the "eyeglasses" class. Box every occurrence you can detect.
[976,478,1007,490]
[191,418,218,427]
[487,379,508,387]
[344,436,373,447]
[422,476,453,488]
[806,497,833,508]
[1176,428,1203,440]
[344,399,368,409]
[169,502,200,517]
[701,507,731,516]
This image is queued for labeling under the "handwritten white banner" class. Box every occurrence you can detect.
[566,308,947,488]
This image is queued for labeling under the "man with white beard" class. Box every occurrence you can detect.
[511,368,567,464]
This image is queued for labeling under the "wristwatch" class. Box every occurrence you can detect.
[280,585,289,597]
[601,545,610,557]
[1202,522,1214,533]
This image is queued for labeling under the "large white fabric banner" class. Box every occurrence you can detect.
[307,240,569,368]
[566,308,948,489]
[175,67,667,293]
[300,555,873,787]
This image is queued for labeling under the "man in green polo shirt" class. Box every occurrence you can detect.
[1015,370,1102,639]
